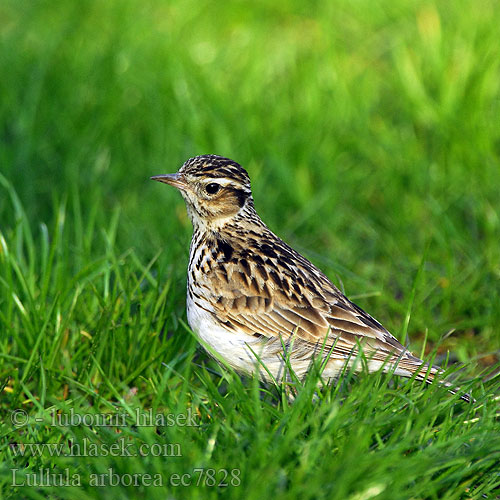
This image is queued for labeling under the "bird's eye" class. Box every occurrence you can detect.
[205,183,220,195]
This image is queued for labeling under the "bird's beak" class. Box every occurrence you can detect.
[150,173,188,191]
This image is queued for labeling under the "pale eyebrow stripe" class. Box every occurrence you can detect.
[203,178,236,187]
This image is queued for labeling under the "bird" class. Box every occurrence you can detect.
[151,154,471,402]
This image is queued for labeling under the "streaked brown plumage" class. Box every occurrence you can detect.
[152,155,471,401]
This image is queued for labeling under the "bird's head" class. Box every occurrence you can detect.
[151,155,255,231]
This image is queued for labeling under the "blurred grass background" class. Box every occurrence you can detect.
[1,0,499,358]
[1,0,500,498]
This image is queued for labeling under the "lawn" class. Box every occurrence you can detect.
[1,0,499,498]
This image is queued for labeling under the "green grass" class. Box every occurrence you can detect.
[1,0,500,498]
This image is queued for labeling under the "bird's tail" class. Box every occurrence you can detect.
[411,363,474,403]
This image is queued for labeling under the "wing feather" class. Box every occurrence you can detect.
[198,234,425,374]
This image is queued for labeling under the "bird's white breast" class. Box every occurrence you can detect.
[186,291,263,374]
[186,236,263,374]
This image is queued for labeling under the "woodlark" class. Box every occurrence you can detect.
[152,155,470,401]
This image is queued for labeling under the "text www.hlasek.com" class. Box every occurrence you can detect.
[10,438,181,458]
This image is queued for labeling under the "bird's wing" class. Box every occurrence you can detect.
[205,235,426,372]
